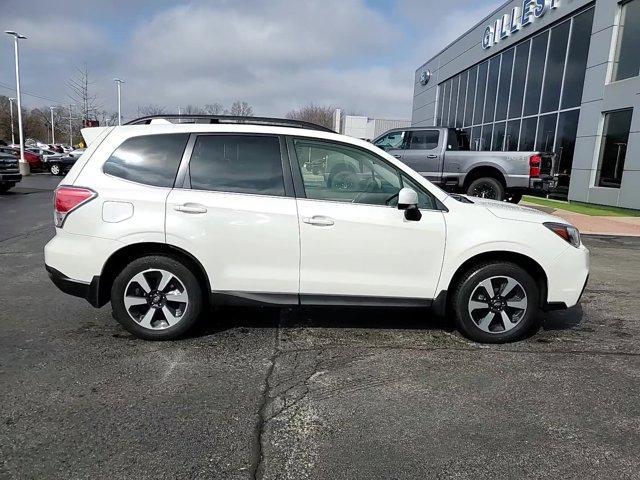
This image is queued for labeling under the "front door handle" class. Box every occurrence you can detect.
[302,215,335,227]
[427,154,438,159]
[174,204,207,214]
[393,154,402,159]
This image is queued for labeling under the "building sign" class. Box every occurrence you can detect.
[419,69,432,85]
[482,0,560,49]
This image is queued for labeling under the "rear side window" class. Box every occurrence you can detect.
[188,135,285,196]
[407,130,439,150]
[103,134,189,187]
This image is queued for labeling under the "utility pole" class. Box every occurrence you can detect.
[113,78,124,125]
[5,30,29,175]
[8,98,15,144]
[69,104,73,147]
[50,106,56,144]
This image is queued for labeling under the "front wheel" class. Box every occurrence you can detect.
[466,177,505,201]
[50,164,61,176]
[111,255,204,340]
[452,262,539,343]
[0,183,14,194]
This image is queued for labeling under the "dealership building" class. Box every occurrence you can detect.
[412,0,640,209]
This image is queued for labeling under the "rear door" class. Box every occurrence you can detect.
[400,129,443,183]
[165,134,300,298]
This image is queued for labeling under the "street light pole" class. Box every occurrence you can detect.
[8,98,15,145]
[5,31,29,175]
[69,104,73,146]
[50,106,56,144]
[113,78,124,126]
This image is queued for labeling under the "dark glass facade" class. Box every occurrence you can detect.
[437,7,595,177]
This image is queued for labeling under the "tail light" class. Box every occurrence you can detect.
[54,186,96,227]
[529,155,541,178]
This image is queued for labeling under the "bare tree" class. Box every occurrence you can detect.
[66,64,102,123]
[139,105,166,116]
[202,103,225,115]
[226,101,253,117]
[286,103,335,129]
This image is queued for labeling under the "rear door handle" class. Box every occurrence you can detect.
[426,154,438,159]
[302,215,335,227]
[174,204,207,214]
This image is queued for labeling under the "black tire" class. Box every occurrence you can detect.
[111,255,204,340]
[466,177,505,201]
[451,262,539,343]
[506,193,523,204]
[0,183,13,194]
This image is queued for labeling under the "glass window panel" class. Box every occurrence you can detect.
[481,124,493,151]
[456,71,468,127]
[450,75,461,127]
[524,31,549,116]
[541,21,570,113]
[189,135,285,196]
[103,133,189,188]
[407,130,440,150]
[555,110,580,175]
[535,113,558,152]
[471,126,482,151]
[484,57,500,123]
[294,139,402,205]
[474,62,489,125]
[613,0,640,82]
[562,8,595,109]
[495,49,514,121]
[464,66,478,127]
[509,41,530,119]
[436,83,445,125]
[492,122,506,151]
[505,120,521,151]
[519,117,538,150]
[596,109,633,188]
[443,81,451,126]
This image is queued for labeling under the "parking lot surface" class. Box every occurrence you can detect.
[1,175,639,479]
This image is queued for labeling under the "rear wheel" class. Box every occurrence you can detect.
[452,262,539,343]
[505,193,523,204]
[111,255,204,340]
[466,177,505,201]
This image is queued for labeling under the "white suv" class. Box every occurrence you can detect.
[44,116,589,343]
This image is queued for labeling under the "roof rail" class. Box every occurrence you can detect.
[124,114,335,133]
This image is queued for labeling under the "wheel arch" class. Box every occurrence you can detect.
[95,242,211,307]
[433,250,548,316]
[463,165,507,191]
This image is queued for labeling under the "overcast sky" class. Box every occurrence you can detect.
[1,0,502,121]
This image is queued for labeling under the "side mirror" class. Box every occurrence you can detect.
[397,187,422,221]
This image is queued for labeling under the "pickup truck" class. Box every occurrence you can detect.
[0,153,22,193]
[367,126,554,203]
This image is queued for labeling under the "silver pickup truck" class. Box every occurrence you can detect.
[369,126,554,203]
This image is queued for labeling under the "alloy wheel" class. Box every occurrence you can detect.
[50,164,60,175]
[124,268,189,330]
[472,183,497,199]
[468,276,528,334]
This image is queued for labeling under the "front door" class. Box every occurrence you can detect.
[290,137,446,302]
[165,134,300,297]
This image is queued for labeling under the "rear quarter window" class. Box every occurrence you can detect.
[103,134,189,187]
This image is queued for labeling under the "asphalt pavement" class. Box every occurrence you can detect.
[1,175,639,480]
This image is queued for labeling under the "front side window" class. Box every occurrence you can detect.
[407,130,439,150]
[103,133,189,187]
[596,109,633,188]
[294,139,403,206]
[188,135,285,196]
[373,131,406,150]
[613,0,640,82]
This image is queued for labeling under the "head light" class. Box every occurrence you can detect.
[544,222,581,248]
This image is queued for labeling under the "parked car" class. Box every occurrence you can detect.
[68,148,86,158]
[44,155,77,175]
[372,127,555,203]
[28,147,62,161]
[0,147,43,171]
[0,152,21,193]
[45,115,589,343]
